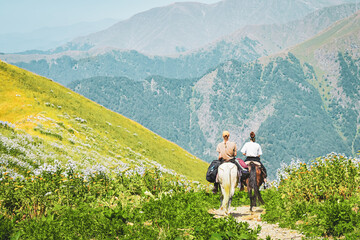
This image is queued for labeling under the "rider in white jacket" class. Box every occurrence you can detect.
[241,131,267,184]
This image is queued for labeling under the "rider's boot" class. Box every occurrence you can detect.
[240,184,244,191]
[212,182,219,194]
[263,178,268,189]
[238,171,242,189]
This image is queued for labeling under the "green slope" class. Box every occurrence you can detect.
[290,10,360,93]
[0,60,208,183]
[292,11,360,61]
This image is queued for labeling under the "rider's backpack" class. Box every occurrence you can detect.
[206,160,222,183]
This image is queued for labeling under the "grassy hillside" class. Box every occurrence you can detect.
[0,60,208,183]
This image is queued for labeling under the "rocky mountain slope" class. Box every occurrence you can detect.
[70,12,360,178]
[291,10,360,155]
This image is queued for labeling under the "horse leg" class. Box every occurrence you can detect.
[220,194,223,208]
[251,190,255,211]
[254,193,257,207]
[254,186,263,206]
[225,196,232,215]
[258,192,265,205]
[256,167,265,205]
[248,163,259,211]
[248,186,254,211]
[247,175,253,211]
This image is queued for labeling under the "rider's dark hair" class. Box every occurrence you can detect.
[250,131,256,142]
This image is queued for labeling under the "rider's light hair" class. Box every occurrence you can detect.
[222,131,230,138]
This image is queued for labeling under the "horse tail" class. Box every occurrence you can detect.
[221,167,231,210]
[248,162,258,211]
[250,163,265,206]
[249,163,257,190]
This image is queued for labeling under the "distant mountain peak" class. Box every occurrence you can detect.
[60,0,356,56]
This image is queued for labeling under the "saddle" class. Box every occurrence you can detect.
[245,160,267,179]
[245,161,261,167]
[240,160,265,182]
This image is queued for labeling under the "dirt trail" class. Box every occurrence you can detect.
[208,206,304,240]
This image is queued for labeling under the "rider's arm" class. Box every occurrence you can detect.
[258,144,262,157]
[241,143,247,156]
[241,147,246,156]
[216,143,221,160]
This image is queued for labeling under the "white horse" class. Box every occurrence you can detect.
[217,162,239,215]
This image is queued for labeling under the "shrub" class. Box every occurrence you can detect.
[0,215,14,240]
[263,153,360,237]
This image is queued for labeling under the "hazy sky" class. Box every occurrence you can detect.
[0,0,220,34]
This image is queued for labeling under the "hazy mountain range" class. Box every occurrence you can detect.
[69,12,360,178]
[66,0,358,55]
[1,0,357,56]
[3,3,357,87]
[0,19,118,53]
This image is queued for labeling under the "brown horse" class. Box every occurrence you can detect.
[241,162,265,211]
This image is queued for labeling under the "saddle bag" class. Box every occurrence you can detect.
[241,170,250,182]
[206,159,222,183]
[237,158,248,169]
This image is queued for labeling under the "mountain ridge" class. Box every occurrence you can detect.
[64,0,357,55]
[69,11,360,178]
[2,3,357,87]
